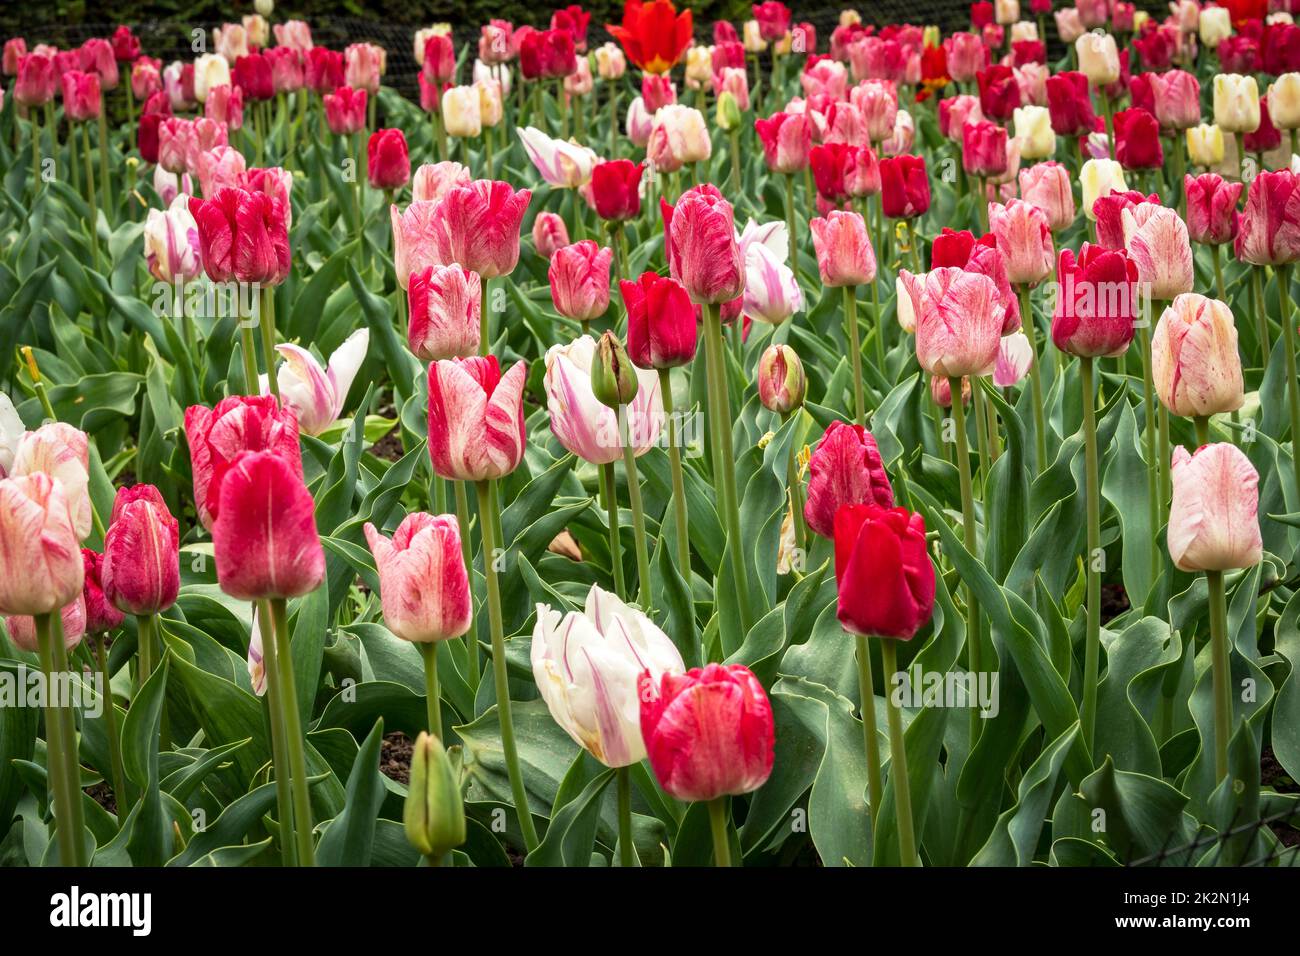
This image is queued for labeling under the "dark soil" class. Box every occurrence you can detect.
[1261,746,1300,849]
[1100,583,1130,624]
[380,732,413,785]
[86,781,117,816]
[370,426,405,463]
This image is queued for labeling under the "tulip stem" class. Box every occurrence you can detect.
[617,410,651,609]
[90,632,129,817]
[904,217,922,278]
[256,599,297,866]
[728,129,741,193]
[1138,322,1161,586]
[136,613,155,689]
[1017,285,1048,472]
[844,285,866,426]
[616,765,635,867]
[1276,264,1300,507]
[480,276,492,355]
[972,384,992,487]
[785,174,798,290]
[782,409,808,556]
[880,638,919,866]
[270,597,316,866]
[36,613,86,866]
[601,462,627,599]
[1080,356,1102,755]
[1206,569,1232,783]
[701,302,754,636]
[260,285,280,401]
[29,111,40,196]
[454,480,479,690]
[1195,415,1211,447]
[948,376,983,747]
[1100,87,1114,162]
[854,633,884,826]
[475,479,540,852]
[81,123,101,270]
[417,642,443,740]
[707,797,732,867]
[97,110,112,220]
[1210,244,1225,302]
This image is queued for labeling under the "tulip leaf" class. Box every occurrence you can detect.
[316,718,386,866]
[121,655,169,866]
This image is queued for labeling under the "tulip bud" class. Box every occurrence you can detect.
[1152,294,1244,419]
[1199,7,1232,48]
[1168,444,1263,572]
[591,331,640,409]
[716,90,742,131]
[1076,33,1120,86]
[1187,123,1226,166]
[1080,158,1129,220]
[758,345,806,415]
[1213,74,1261,134]
[102,484,181,616]
[1013,105,1056,160]
[404,732,466,859]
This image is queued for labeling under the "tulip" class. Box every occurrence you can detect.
[652,105,712,166]
[834,502,934,639]
[8,423,92,542]
[1244,97,1282,155]
[390,200,441,292]
[189,187,290,286]
[939,94,985,140]
[758,344,806,414]
[1200,6,1232,47]
[306,48,345,96]
[1051,243,1139,357]
[1045,71,1095,137]
[193,53,230,104]
[3,38,26,76]
[1114,108,1164,170]
[880,155,931,219]
[475,78,505,129]
[639,663,776,803]
[595,42,627,79]
[1236,169,1300,266]
[662,185,745,304]
[590,160,643,223]
[211,451,324,601]
[80,547,123,636]
[977,64,1021,121]
[233,53,273,102]
[422,34,456,84]
[963,120,1009,177]
[101,484,180,616]
[265,48,304,95]
[945,32,988,83]
[1076,32,1120,86]
[0,473,84,617]
[802,421,894,538]
[1184,173,1243,246]
[543,336,661,465]
[518,126,598,189]
[404,732,466,860]
[367,128,410,191]
[1018,161,1076,231]
[754,112,812,173]
[408,264,482,361]
[1151,294,1245,420]
[533,583,685,768]
[430,180,531,279]
[412,161,470,203]
[439,86,481,139]
[14,52,55,107]
[323,86,367,135]
[590,331,641,411]
[549,241,614,324]
[642,73,677,111]
[625,96,655,147]
[1167,442,1263,573]
[1080,158,1129,220]
[205,83,244,131]
[1213,74,1261,134]
[61,70,101,122]
[1187,124,1226,168]
[711,66,750,112]
[266,330,370,437]
[364,513,471,644]
[989,199,1054,285]
[908,267,1005,377]
[743,20,769,54]
[852,79,899,143]
[1011,105,1054,160]
[1270,73,1300,130]
[427,356,528,481]
[929,229,1020,332]
[1150,70,1201,131]
[1122,203,1195,301]
[809,210,876,286]
[533,211,570,259]
[344,42,385,94]
[4,597,85,653]
[994,331,1034,387]
[274,20,314,53]
[144,193,203,284]
[622,272,699,369]
[739,222,802,324]
[184,395,303,531]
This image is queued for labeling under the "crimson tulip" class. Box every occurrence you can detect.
[101,485,180,616]
[834,503,935,640]
[622,272,699,369]
[81,548,123,635]
[879,155,930,219]
[189,187,291,286]
[368,128,410,190]
[1051,243,1140,357]
[803,421,895,539]
[590,159,643,222]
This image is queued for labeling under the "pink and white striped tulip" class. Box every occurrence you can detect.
[549,241,614,323]
[391,200,442,291]
[810,210,877,286]
[1121,202,1195,301]
[907,267,1004,378]
[1018,161,1076,232]
[9,423,92,541]
[144,194,203,285]
[0,473,84,617]
[408,265,482,361]
[264,330,370,437]
[364,513,472,643]
[993,331,1034,387]
[1168,443,1263,572]
[427,356,528,481]
[1151,294,1244,418]
[543,335,662,465]
[988,198,1054,285]
[518,126,598,188]
[430,180,532,280]
[412,161,471,203]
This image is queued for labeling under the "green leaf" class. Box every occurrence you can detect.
[316,718,387,866]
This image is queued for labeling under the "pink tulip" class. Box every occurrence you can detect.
[5,596,85,653]
[212,451,325,600]
[989,199,1054,285]
[205,83,244,132]
[1235,169,1300,267]
[1122,203,1195,301]
[430,180,532,280]
[993,331,1034,387]
[61,70,101,122]
[81,548,123,635]
[1150,69,1201,130]
[3,38,27,77]
[390,200,441,291]
[1185,173,1243,246]
[364,513,472,643]
[907,267,1005,377]
[803,421,894,539]
[939,94,985,141]
[0,473,84,617]
[1051,243,1139,358]
[662,185,745,304]
[549,241,614,323]
[944,31,988,83]
[962,120,1008,177]
[274,20,314,54]
[193,144,246,199]
[412,161,471,203]
[543,336,663,465]
[810,210,877,286]
[426,356,528,481]
[190,186,290,285]
[344,42,385,94]
[1018,161,1076,232]
[532,211,571,259]
[851,78,900,140]
[268,330,370,437]
[1168,443,1263,572]
[101,484,180,615]
[323,86,367,135]
[1152,294,1244,419]
[157,117,192,174]
[9,423,92,541]
[754,112,812,173]
[408,264,482,361]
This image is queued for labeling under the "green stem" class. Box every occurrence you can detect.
[949,376,983,746]
[707,797,731,867]
[81,123,100,270]
[880,639,919,866]
[1278,264,1300,507]
[1139,322,1161,586]
[260,285,279,401]
[270,597,316,866]
[90,633,128,816]
[1252,265,1267,366]
[658,369,692,572]
[602,461,626,599]
[616,765,634,866]
[1018,284,1048,471]
[855,633,884,826]
[972,384,992,486]
[454,480,479,690]
[1206,569,1232,784]
[475,479,539,851]
[136,613,155,689]
[619,411,652,607]
[1195,415,1211,447]
[1211,243,1225,302]
[257,598,296,867]
[36,613,85,865]
[844,285,866,425]
[783,410,808,554]
[785,173,798,290]
[1080,357,1102,753]
[1100,87,1114,162]
[97,110,111,219]
[30,110,40,196]
[419,642,442,739]
[480,276,492,356]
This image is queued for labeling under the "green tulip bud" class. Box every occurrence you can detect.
[757,344,806,415]
[716,91,742,132]
[591,330,640,409]
[404,732,465,861]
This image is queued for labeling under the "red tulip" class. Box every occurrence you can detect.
[368,128,410,190]
[1218,36,1261,75]
[111,26,140,62]
[61,70,101,122]
[189,187,291,286]
[834,504,935,640]
[976,64,1020,121]
[1244,98,1282,153]
[1051,243,1140,357]
[638,663,775,802]
[810,142,852,201]
[14,52,56,107]
[265,47,305,94]
[81,549,123,635]
[753,2,792,41]
[212,451,325,601]
[754,111,812,173]
[962,119,1008,177]
[520,28,577,79]
[607,0,694,75]
[1235,168,1300,266]
[661,184,744,305]
[234,52,273,101]
[102,484,180,616]
[971,1,995,29]
[590,159,644,222]
[137,92,170,163]
[549,241,614,323]
[803,421,894,539]
[1114,108,1164,170]
[1012,40,1046,67]
[1045,71,1096,136]
[1184,173,1243,246]
[408,264,482,361]
[430,179,532,279]
[880,155,931,218]
[552,5,592,52]
[323,85,367,135]
[623,271,699,369]
[185,395,303,531]
[305,48,345,95]
[427,355,528,482]
[422,34,456,84]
